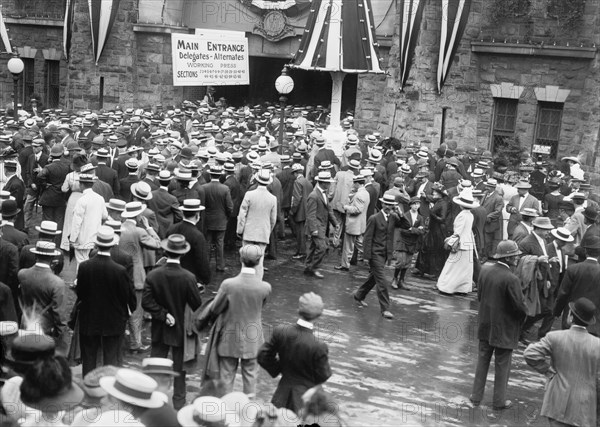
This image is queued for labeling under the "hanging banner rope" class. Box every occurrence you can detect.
[437,0,471,93]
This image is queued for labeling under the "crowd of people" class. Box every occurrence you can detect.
[0,98,598,426]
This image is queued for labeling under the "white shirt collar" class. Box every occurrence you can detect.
[533,232,547,255]
[241,267,255,275]
[160,186,169,191]
[35,263,51,269]
[166,259,180,264]
[497,261,511,269]
[381,211,388,222]
[2,221,14,227]
[97,251,111,256]
[586,257,598,262]
[297,319,314,330]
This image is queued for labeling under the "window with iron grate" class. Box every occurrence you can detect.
[45,60,60,108]
[491,98,518,154]
[534,102,563,160]
[18,58,36,106]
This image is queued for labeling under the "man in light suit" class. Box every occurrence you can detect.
[120,201,161,353]
[329,160,357,245]
[506,180,541,237]
[69,174,108,266]
[304,171,340,279]
[237,170,277,281]
[554,235,600,336]
[524,297,600,427]
[482,179,503,258]
[335,174,369,272]
[290,163,313,259]
[212,244,271,397]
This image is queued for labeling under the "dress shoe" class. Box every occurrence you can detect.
[381,311,394,319]
[216,267,227,273]
[291,253,306,260]
[303,269,313,276]
[492,400,513,410]
[334,265,349,271]
[128,344,150,354]
[390,278,399,289]
[353,294,368,308]
[468,397,481,407]
[313,271,324,279]
[398,281,411,291]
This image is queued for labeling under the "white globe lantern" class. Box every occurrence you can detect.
[7,57,24,75]
[275,68,294,95]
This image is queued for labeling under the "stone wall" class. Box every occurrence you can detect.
[355,0,600,168]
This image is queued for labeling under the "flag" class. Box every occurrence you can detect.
[398,0,425,89]
[437,0,472,93]
[292,0,383,73]
[88,0,121,64]
[0,8,12,53]
[63,0,75,60]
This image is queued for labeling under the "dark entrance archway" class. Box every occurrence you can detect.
[216,56,357,113]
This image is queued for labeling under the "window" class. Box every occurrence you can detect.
[491,98,518,154]
[21,58,35,105]
[533,102,563,159]
[45,60,60,108]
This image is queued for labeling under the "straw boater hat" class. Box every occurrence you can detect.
[315,171,335,183]
[561,156,580,164]
[107,198,126,212]
[519,207,539,218]
[161,234,190,254]
[30,241,61,256]
[99,369,164,409]
[121,201,145,218]
[551,227,574,243]
[368,149,383,163]
[142,358,179,377]
[379,192,398,206]
[177,396,227,427]
[34,221,61,236]
[291,163,304,173]
[515,180,532,189]
[131,182,153,201]
[180,199,205,212]
[95,225,118,247]
[453,187,479,209]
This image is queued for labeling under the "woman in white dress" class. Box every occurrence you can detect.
[60,155,86,251]
[437,187,479,295]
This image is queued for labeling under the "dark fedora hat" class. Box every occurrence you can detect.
[569,297,596,325]
[0,199,20,217]
[583,206,598,222]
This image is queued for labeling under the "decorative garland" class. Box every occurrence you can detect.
[489,0,531,24]
[547,0,586,33]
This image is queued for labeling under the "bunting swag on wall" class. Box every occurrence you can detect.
[89,0,121,64]
[0,8,12,53]
[437,0,471,93]
[398,0,425,90]
[63,0,75,60]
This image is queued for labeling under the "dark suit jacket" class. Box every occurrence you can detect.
[313,148,340,176]
[223,175,242,217]
[113,154,130,180]
[148,188,182,239]
[390,211,424,253]
[471,206,487,255]
[96,163,120,195]
[554,259,600,336]
[291,176,313,222]
[276,168,295,210]
[1,225,29,252]
[365,183,379,219]
[0,281,17,322]
[201,180,233,231]
[519,233,545,256]
[482,191,503,234]
[3,175,25,230]
[364,211,392,261]
[506,193,541,236]
[76,254,136,336]
[18,265,66,337]
[257,323,331,413]
[142,263,202,347]
[305,187,337,238]
[119,174,139,202]
[576,224,600,261]
[166,220,211,285]
[142,177,159,192]
[477,262,528,349]
[511,222,531,245]
[0,238,18,303]
[20,243,64,275]
[38,160,70,207]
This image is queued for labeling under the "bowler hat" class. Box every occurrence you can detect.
[493,240,522,259]
[0,199,20,217]
[583,206,598,222]
[569,297,596,325]
[583,235,600,250]
[161,234,190,254]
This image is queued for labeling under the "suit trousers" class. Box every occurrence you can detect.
[267,226,278,259]
[151,342,186,409]
[522,312,555,339]
[355,257,390,312]
[341,233,363,269]
[291,219,306,254]
[74,248,91,268]
[470,340,512,407]
[126,290,143,349]
[218,356,258,396]
[23,193,37,231]
[242,240,266,281]
[305,235,328,272]
[207,229,226,270]
[484,232,500,259]
[42,206,65,241]
[333,211,345,246]
[80,334,122,377]
[225,217,237,249]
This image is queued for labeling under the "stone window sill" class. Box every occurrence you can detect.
[133,23,193,35]
[4,17,63,27]
[471,42,596,59]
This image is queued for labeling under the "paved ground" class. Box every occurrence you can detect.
[52,231,547,426]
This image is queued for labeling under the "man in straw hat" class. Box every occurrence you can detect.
[69,173,108,266]
[524,297,600,427]
[76,225,137,376]
[352,191,399,319]
[18,241,66,341]
[36,143,70,234]
[510,207,539,245]
[203,165,233,272]
[142,234,203,409]
[506,179,541,237]
[304,171,340,279]
[470,240,527,411]
[290,162,313,260]
[258,292,331,413]
[554,235,600,336]
[210,244,272,397]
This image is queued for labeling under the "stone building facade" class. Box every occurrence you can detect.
[355,0,600,167]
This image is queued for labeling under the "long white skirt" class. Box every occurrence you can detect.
[436,249,474,294]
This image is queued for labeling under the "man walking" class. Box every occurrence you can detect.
[203,165,233,272]
[37,144,69,233]
[290,163,313,259]
[352,192,398,319]
[258,292,331,413]
[524,297,600,427]
[76,226,136,376]
[142,234,202,410]
[211,244,271,397]
[237,170,277,281]
[304,171,340,279]
[470,240,528,410]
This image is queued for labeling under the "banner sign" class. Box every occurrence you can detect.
[171,33,249,86]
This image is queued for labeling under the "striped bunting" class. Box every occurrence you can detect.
[398,0,425,89]
[0,7,12,53]
[437,0,472,93]
[63,0,75,60]
[88,0,121,64]
[292,0,383,73]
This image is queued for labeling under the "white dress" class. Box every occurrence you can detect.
[437,209,476,294]
[60,171,82,251]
